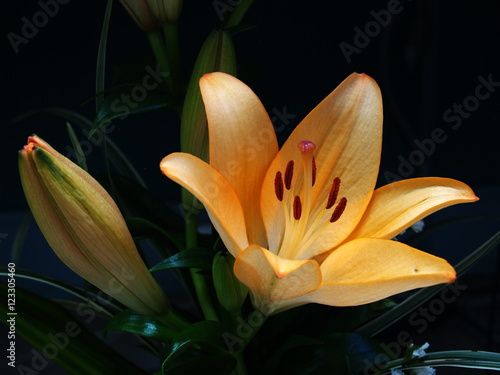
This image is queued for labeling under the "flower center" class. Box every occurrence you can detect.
[273,140,347,259]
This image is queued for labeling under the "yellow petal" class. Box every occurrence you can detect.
[304,238,455,307]
[233,245,321,315]
[160,152,248,256]
[200,72,279,246]
[347,177,479,240]
[261,73,383,258]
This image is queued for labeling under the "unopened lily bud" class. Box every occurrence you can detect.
[119,0,161,32]
[147,0,183,24]
[19,135,169,317]
[181,29,236,162]
[213,251,248,312]
[180,29,237,212]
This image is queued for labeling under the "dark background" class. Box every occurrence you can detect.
[1,0,499,374]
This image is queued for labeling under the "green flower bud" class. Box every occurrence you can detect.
[181,29,237,162]
[19,135,169,317]
[119,0,161,32]
[180,30,237,212]
[212,251,248,312]
[147,0,183,24]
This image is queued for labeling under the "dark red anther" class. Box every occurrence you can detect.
[293,196,302,220]
[330,197,347,223]
[312,157,317,186]
[274,171,284,201]
[326,177,341,209]
[284,160,294,190]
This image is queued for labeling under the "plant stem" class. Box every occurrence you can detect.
[233,351,248,375]
[147,30,173,92]
[163,22,183,96]
[222,0,255,29]
[185,214,219,321]
[230,310,267,375]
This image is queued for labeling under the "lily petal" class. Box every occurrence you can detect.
[200,73,279,246]
[347,177,479,240]
[234,245,322,315]
[261,73,383,258]
[160,152,248,255]
[302,238,455,307]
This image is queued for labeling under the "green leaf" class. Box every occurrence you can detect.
[356,230,500,336]
[104,309,177,342]
[380,350,500,373]
[222,0,255,29]
[11,107,148,187]
[261,333,384,375]
[162,347,236,375]
[90,89,175,138]
[97,174,184,257]
[261,335,324,374]
[0,283,146,375]
[66,122,88,171]
[127,217,184,253]
[150,248,214,272]
[96,0,113,112]
[162,321,236,375]
[9,212,32,265]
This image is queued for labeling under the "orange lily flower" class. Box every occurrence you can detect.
[160,72,478,315]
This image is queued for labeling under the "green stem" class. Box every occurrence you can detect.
[147,30,173,91]
[223,0,255,29]
[230,310,267,375]
[233,351,248,375]
[185,214,219,321]
[163,22,183,96]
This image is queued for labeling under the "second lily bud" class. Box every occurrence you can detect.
[19,135,169,317]
[213,251,248,313]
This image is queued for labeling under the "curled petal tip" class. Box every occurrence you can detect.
[449,273,457,283]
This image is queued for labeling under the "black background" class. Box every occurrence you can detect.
[1,1,499,374]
